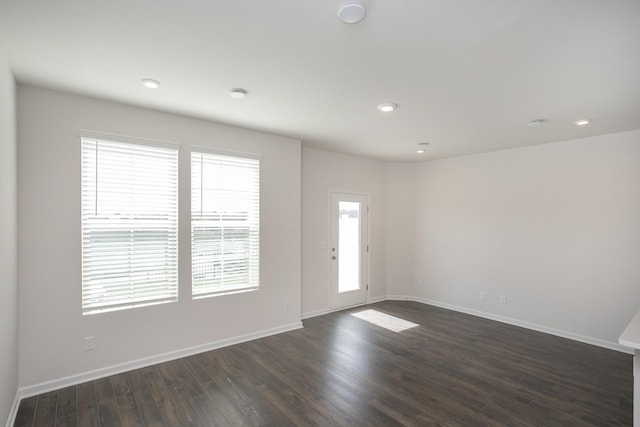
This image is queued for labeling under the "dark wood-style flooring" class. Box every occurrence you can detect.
[14,301,633,426]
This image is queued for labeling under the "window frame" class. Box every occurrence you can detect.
[190,147,261,298]
[80,131,180,315]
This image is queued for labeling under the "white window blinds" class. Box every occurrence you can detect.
[191,150,260,296]
[81,136,179,314]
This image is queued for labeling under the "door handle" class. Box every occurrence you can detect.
[331,256,337,260]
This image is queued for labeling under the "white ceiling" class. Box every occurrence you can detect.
[1,0,639,161]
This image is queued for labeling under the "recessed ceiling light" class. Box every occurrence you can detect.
[416,149,426,154]
[229,88,248,100]
[338,3,366,24]
[574,119,592,126]
[526,119,545,127]
[141,78,160,89]
[377,103,397,113]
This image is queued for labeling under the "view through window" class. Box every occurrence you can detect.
[191,150,260,297]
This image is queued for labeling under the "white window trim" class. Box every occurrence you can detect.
[79,129,180,150]
[190,148,260,298]
[80,131,180,315]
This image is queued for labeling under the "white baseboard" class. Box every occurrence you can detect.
[386,295,413,302]
[19,321,303,399]
[5,389,20,427]
[303,296,387,320]
[301,308,330,320]
[388,295,632,355]
[368,295,386,304]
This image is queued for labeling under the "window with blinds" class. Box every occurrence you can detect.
[81,135,179,314]
[191,150,260,296]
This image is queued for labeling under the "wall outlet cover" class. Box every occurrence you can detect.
[84,336,96,351]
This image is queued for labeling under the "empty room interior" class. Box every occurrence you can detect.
[1,0,640,425]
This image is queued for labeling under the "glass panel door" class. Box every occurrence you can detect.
[338,201,361,293]
[330,192,368,310]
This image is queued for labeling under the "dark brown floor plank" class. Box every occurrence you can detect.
[197,350,276,426]
[13,395,37,427]
[165,359,223,426]
[154,361,206,425]
[111,373,144,426]
[227,344,331,426]
[203,349,296,426]
[94,377,122,427]
[55,386,77,427]
[140,365,189,426]
[13,301,633,426]
[125,369,165,426]
[181,354,247,425]
[32,391,56,427]
[76,381,99,427]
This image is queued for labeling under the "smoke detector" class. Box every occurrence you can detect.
[338,3,366,24]
[229,88,248,100]
[526,119,545,127]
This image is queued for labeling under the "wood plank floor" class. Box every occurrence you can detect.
[14,301,633,426]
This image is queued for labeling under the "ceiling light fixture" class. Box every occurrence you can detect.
[377,103,397,113]
[338,2,366,24]
[229,88,248,100]
[416,142,429,154]
[141,78,160,89]
[574,119,592,126]
[526,119,545,127]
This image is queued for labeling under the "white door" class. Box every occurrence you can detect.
[330,192,368,310]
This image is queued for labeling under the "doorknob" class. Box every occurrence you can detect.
[331,256,336,260]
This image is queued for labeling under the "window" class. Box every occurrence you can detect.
[191,150,260,296]
[81,135,179,314]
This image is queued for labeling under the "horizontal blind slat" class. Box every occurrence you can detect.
[81,137,178,314]
[191,150,259,297]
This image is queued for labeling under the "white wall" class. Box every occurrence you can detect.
[394,130,640,348]
[301,147,387,317]
[386,163,417,297]
[17,85,302,389]
[0,52,18,425]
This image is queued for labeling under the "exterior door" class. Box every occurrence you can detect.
[329,192,368,310]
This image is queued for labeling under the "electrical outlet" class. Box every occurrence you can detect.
[499,295,507,304]
[84,336,96,351]
[480,291,487,301]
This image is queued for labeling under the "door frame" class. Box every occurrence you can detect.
[328,190,370,311]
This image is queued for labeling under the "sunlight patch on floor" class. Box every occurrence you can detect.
[351,309,419,332]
